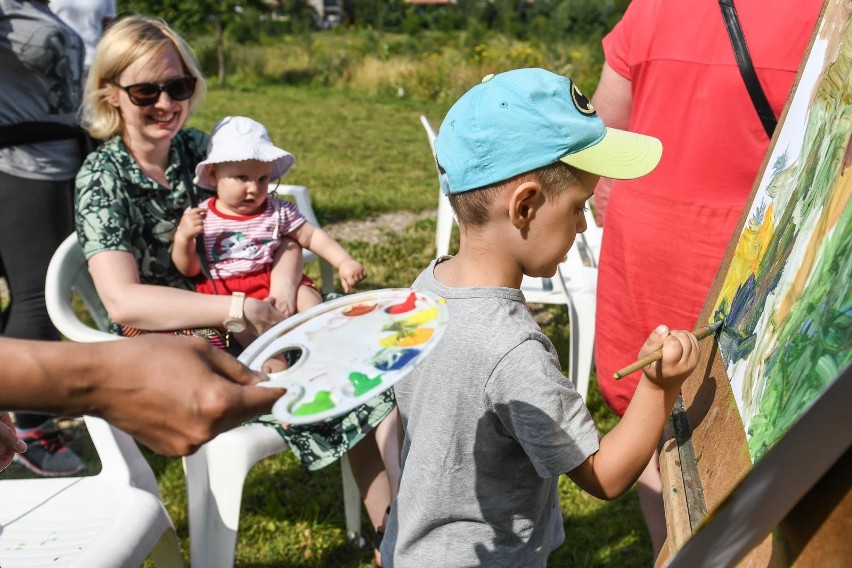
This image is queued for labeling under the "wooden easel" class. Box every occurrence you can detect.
[656,1,852,565]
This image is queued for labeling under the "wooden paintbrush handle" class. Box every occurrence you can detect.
[613,322,722,379]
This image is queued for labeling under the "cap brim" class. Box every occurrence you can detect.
[559,127,662,180]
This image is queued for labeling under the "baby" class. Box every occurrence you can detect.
[172,116,366,324]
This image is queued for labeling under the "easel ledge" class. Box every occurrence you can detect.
[657,365,851,567]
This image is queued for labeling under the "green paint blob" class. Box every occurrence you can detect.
[349,371,383,396]
[293,390,335,416]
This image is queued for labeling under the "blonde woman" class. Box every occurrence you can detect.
[75,17,397,563]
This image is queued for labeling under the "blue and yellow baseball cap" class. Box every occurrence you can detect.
[434,67,662,195]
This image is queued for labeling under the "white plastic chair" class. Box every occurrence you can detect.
[1,234,182,567]
[419,115,601,401]
[183,430,362,568]
[0,416,183,568]
[182,185,363,567]
[44,230,362,568]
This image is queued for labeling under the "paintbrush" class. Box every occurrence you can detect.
[613,321,723,379]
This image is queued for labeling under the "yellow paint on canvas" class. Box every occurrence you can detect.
[716,203,776,310]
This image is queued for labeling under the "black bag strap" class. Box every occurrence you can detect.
[719,0,777,138]
[176,142,220,295]
[0,121,95,156]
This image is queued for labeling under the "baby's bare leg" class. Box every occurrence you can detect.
[295,284,323,313]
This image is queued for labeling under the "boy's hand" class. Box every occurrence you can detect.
[639,324,699,389]
[338,259,367,293]
[175,208,206,242]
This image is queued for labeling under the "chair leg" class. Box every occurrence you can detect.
[567,292,596,402]
[185,442,252,568]
[183,449,212,568]
[150,527,184,568]
[341,454,365,546]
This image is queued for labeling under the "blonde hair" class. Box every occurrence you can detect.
[80,16,206,139]
[449,161,579,227]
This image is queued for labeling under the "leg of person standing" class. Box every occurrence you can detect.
[0,171,84,476]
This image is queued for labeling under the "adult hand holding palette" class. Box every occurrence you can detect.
[239,289,449,424]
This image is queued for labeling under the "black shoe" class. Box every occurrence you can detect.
[14,420,84,476]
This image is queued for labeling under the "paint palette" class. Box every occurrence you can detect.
[240,289,449,425]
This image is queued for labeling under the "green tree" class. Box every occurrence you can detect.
[118,0,271,86]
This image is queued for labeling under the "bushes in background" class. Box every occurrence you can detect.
[118,0,624,100]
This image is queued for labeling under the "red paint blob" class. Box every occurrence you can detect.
[344,303,378,317]
[388,291,418,314]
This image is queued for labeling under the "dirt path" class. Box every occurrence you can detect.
[323,210,433,243]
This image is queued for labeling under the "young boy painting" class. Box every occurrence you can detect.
[380,68,700,566]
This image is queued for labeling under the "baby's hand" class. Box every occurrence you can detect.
[266,290,297,319]
[639,325,699,389]
[338,259,367,293]
[175,208,206,242]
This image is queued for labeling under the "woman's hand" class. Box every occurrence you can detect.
[244,296,288,336]
[266,285,298,319]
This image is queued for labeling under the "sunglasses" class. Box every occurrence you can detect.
[114,76,197,106]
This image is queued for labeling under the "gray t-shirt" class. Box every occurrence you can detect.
[0,0,85,180]
[382,259,600,567]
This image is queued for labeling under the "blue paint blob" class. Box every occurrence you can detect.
[373,348,420,371]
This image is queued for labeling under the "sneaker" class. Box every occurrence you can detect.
[13,420,85,476]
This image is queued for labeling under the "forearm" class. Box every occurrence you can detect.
[572,377,678,499]
[269,237,304,292]
[1,336,286,456]
[1,339,104,416]
[295,224,354,268]
[590,62,633,130]
[171,239,201,277]
[104,283,231,330]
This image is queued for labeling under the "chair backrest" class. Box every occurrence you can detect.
[44,233,168,496]
[45,232,118,342]
[419,116,457,258]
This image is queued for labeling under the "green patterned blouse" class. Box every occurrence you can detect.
[74,128,214,291]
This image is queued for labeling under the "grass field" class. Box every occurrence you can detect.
[3,61,653,567]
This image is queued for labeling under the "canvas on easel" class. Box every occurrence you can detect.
[659,0,852,565]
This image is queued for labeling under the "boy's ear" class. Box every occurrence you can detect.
[508,181,544,231]
[205,165,218,185]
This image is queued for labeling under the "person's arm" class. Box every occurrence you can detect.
[288,222,367,292]
[267,237,305,317]
[590,62,634,226]
[0,335,285,456]
[566,325,699,499]
[171,208,205,277]
[87,250,285,335]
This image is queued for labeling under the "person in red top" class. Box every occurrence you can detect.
[590,0,822,556]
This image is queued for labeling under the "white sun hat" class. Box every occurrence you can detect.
[194,116,296,189]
